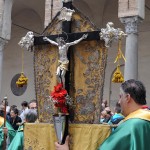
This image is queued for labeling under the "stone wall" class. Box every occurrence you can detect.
[45,0,62,27]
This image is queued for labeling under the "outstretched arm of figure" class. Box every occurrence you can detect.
[43,37,58,46]
[66,34,88,46]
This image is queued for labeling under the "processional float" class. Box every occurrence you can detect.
[18,0,126,149]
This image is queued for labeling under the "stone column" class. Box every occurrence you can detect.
[0,39,6,96]
[0,0,4,34]
[118,0,145,80]
[0,0,5,98]
[1,0,13,40]
[0,0,13,97]
[120,16,141,80]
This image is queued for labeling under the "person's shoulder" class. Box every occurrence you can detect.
[124,118,150,129]
[16,116,22,122]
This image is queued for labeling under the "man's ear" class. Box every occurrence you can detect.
[126,94,131,103]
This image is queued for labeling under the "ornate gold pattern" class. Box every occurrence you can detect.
[34,8,107,123]
[24,123,111,150]
[34,45,58,123]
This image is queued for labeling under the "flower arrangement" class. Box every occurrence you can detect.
[50,83,71,114]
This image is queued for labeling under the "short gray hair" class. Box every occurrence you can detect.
[121,79,146,105]
[25,109,37,123]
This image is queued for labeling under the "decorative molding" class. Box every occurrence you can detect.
[120,16,142,34]
[58,7,75,21]
[18,31,34,52]
[118,0,145,19]
[62,0,73,3]
[100,22,127,47]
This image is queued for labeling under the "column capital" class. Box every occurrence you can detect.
[120,16,142,34]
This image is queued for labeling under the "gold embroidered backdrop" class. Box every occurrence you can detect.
[24,5,109,150]
[24,123,111,150]
[34,8,107,123]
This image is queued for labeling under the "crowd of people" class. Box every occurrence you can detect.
[0,79,150,150]
[100,100,125,126]
[0,99,37,130]
[0,99,38,149]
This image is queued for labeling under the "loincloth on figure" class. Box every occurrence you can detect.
[58,60,69,71]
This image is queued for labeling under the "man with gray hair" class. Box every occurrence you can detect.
[24,109,37,123]
[8,109,37,150]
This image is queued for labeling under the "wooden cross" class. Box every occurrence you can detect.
[34,1,101,92]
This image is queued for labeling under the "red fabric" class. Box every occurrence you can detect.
[141,105,149,109]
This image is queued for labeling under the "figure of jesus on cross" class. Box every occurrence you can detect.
[43,34,88,87]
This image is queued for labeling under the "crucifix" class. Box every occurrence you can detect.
[43,34,88,88]
[18,0,126,95]
[33,0,101,92]
[19,2,128,148]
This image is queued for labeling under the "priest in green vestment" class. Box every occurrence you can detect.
[98,109,150,150]
[0,116,16,149]
[98,79,150,150]
[54,79,150,150]
[7,125,24,150]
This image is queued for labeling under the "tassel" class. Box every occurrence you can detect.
[16,72,28,87]
[112,65,124,83]
[16,48,28,87]
[114,39,126,63]
[112,38,125,83]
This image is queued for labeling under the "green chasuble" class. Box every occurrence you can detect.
[0,117,16,149]
[8,125,24,150]
[98,109,150,150]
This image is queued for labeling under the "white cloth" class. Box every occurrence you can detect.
[6,106,10,114]
[20,107,28,122]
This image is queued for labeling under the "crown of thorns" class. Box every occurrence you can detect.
[57,31,68,42]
